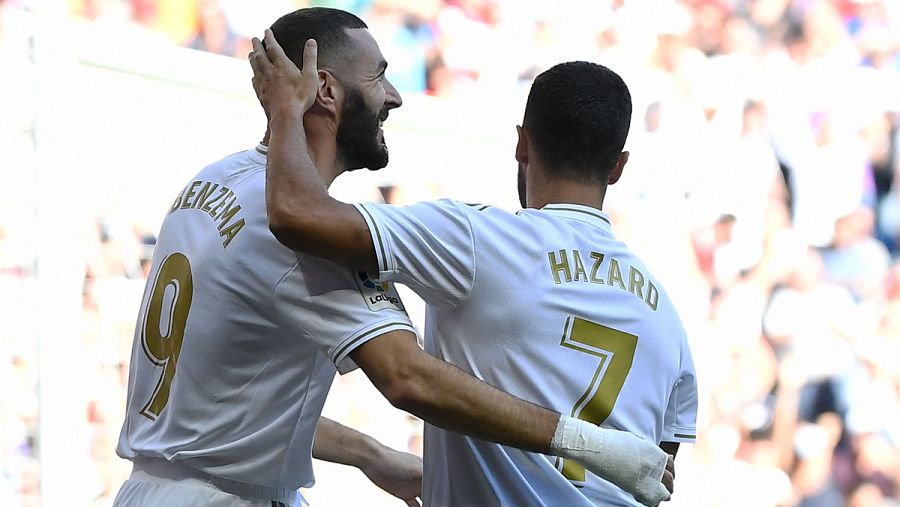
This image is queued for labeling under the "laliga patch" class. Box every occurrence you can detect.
[354,271,405,312]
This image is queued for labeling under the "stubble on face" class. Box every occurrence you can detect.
[336,84,389,171]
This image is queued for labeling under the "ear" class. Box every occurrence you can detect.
[515,125,528,164]
[607,151,628,185]
[314,69,342,116]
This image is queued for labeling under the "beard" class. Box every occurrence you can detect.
[517,162,527,208]
[336,86,389,171]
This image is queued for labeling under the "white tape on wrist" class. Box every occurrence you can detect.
[550,415,670,507]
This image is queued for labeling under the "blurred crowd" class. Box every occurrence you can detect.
[2,0,900,505]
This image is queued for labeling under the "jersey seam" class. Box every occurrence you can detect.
[357,204,389,273]
[271,257,303,328]
[458,202,478,302]
[275,351,320,486]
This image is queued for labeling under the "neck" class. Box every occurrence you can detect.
[527,165,607,210]
[261,122,343,189]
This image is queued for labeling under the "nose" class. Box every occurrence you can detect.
[384,78,402,110]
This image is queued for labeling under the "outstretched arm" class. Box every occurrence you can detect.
[250,32,378,273]
[352,329,676,507]
[314,417,422,507]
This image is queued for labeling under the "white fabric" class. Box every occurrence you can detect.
[113,457,309,507]
[114,478,271,507]
[355,200,698,506]
[117,145,414,493]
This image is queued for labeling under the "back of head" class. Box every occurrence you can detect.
[523,62,632,183]
[270,7,367,76]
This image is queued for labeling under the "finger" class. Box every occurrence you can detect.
[250,37,273,73]
[263,28,295,68]
[302,38,318,75]
[666,454,675,480]
[662,470,674,495]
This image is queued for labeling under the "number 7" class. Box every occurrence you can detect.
[556,317,638,483]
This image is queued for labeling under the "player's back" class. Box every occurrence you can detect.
[117,147,336,489]
[409,202,696,506]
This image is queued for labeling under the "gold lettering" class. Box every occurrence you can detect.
[589,252,605,284]
[216,201,242,229]
[646,281,659,311]
[572,249,588,282]
[194,182,218,209]
[548,250,572,284]
[204,186,229,213]
[209,190,234,218]
[220,218,245,248]
[181,180,202,209]
[168,187,185,214]
[607,258,626,290]
[628,266,645,299]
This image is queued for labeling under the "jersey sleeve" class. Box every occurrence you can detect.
[354,199,476,307]
[274,256,416,374]
[662,348,698,443]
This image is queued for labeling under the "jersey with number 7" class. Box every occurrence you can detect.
[355,200,698,507]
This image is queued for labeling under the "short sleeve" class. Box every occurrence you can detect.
[354,199,476,307]
[274,255,415,374]
[662,350,698,443]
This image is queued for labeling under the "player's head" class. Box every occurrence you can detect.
[516,61,632,206]
[271,8,402,171]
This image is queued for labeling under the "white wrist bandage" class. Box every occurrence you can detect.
[550,415,670,507]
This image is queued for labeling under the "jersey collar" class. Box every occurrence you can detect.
[540,203,612,232]
[248,143,268,164]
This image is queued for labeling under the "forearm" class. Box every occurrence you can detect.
[266,110,379,272]
[265,110,331,253]
[352,332,672,505]
[405,354,558,453]
[353,335,557,453]
[312,416,381,469]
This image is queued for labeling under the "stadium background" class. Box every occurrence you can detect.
[1,0,898,505]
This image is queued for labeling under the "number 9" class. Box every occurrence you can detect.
[139,253,193,420]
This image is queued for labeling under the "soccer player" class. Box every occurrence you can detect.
[250,23,698,507]
[114,8,674,507]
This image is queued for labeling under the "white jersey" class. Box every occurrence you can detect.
[356,200,698,507]
[117,145,413,491]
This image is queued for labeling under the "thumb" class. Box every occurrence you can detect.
[303,39,318,74]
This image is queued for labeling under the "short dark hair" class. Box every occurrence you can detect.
[522,62,632,183]
[270,7,367,76]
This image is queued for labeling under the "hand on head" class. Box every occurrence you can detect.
[248,29,320,120]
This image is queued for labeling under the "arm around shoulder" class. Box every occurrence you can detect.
[349,329,557,453]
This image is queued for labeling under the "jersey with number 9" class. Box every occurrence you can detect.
[116,145,413,490]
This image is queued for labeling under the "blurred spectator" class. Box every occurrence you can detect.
[186,0,247,57]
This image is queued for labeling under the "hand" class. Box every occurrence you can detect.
[663,454,675,496]
[248,29,320,121]
[554,418,673,506]
[360,446,423,507]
